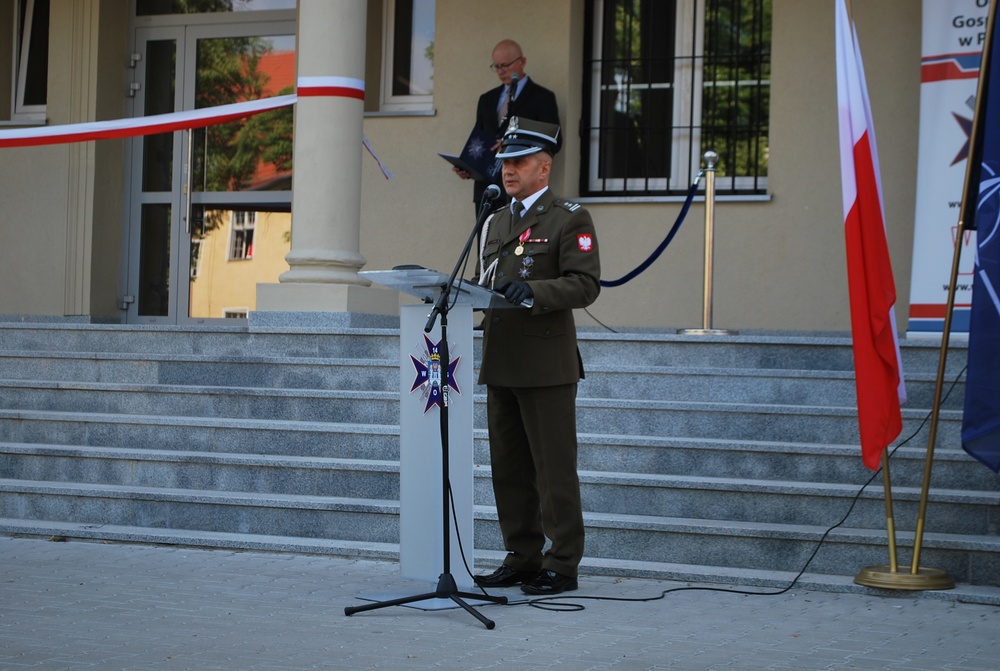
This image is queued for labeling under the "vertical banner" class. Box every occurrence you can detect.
[908,0,993,334]
[962,3,1000,471]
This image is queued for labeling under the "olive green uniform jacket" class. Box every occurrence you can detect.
[477,189,601,387]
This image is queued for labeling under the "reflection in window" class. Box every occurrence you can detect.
[13,0,49,119]
[382,0,435,111]
[193,35,295,193]
[190,239,203,279]
[139,204,172,317]
[136,0,296,15]
[584,0,770,196]
[228,211,256,260]
[188,209,291,320]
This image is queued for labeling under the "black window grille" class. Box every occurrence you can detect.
[582,0,771,196]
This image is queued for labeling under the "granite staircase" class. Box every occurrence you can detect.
[0,319,996,593]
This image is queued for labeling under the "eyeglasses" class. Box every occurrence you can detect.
[490,56,524,72]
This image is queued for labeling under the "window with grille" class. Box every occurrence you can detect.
[583,0,771,196]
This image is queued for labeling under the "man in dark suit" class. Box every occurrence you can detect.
[473,117,600,596]
[453,39,562,206]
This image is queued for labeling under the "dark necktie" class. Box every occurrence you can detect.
[509,202,524,233]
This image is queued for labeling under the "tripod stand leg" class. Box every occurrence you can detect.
[344,590,439,616]
[343,572,508,628]
[450,594,496,629]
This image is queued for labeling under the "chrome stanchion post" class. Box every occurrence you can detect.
[679,150,737,335]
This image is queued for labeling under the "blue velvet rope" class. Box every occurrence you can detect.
[599,178,701,288]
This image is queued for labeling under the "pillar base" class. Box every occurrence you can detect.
[255,282,400,315]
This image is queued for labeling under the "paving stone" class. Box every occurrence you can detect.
[3,536,1000,671]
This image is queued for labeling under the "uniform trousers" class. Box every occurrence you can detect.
[486,382,584,578]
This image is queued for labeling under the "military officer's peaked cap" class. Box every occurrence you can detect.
[496,116,561,159]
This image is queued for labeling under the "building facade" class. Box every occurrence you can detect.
[0,0,922,332]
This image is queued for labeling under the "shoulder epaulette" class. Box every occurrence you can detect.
[554,199,581,212]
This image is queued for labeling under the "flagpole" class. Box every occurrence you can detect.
[837,0,950,591]
[857,262,957,588]
[880,448,898,574]
[860,0,997,591]
[910,0,999,582]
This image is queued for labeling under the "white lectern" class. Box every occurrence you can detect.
[347,266,518,628]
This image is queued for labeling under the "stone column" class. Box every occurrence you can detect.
[256,0,396,315]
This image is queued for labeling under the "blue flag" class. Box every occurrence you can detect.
[962,6,1000,472]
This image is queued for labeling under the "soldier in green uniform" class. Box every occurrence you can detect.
[473,117,601,595]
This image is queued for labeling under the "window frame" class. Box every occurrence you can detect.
[11,0,48,122]
[582,0,770,197]
[227,210,256,261]
[379,0,435,113]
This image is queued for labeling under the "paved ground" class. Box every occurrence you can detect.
[2,535,1000,671]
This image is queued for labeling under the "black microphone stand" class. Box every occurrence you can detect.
[507,73,517,125]
[345,188,507,629]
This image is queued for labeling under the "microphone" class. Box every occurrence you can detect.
[477,184,502,217]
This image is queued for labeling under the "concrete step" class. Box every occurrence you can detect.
[0,323,402,359]
[0,444,399,499]
[0,410,402,460]
[567,434,999,491]
[577,332,968,377]
[0,322,988,591]
[0,479,400,543]
[567,398,964,446]
[4,480,997,587]
[1,379,964,447]
[0,351,964,410]
[0,351,400,391]
[6,443,994,536]
[2,409,990,492]
[0,323,969,376]
[0,379,401,425]
[578,364,964,409]
[473,509,1000,587]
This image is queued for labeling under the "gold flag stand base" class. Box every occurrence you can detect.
[677,328,738,335]
[854,565,955,591]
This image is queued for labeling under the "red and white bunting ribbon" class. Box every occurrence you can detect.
[0,94,296,148]
[297,76,365,100]
[0,77,390,177]
[0,76,366,148]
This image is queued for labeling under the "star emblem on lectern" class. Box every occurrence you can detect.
[409,335,461,413]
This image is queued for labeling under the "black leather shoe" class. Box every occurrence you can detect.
[473,565,537,588]
[520,569,578,595]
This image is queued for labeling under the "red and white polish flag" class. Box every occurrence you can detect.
[835,0,906,470]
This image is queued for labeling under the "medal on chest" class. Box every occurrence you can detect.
[514,227,531,256]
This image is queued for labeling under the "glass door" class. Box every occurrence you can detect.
[124,21,295,324]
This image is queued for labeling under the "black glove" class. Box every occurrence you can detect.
[497,280,533,305]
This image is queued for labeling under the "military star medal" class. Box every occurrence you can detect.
[409,335,461,413]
